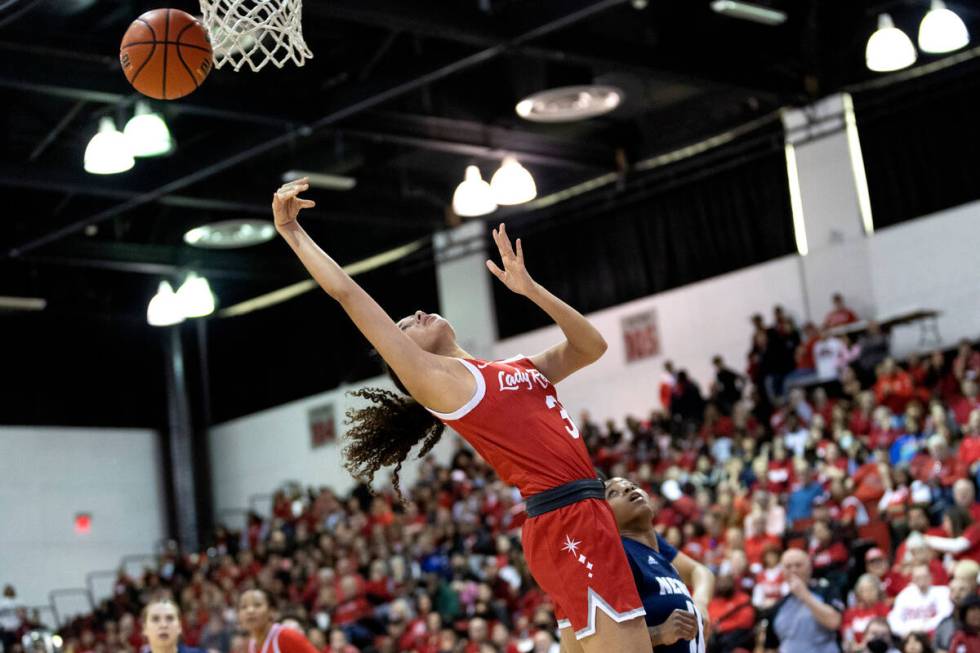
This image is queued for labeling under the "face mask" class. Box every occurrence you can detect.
[866,638,889,653]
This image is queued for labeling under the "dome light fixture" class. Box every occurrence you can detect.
[866,13,917,72]
[452,166,497,217]
[84,117,135,175]
[147,281,185,326]
[123,101,174,158]
[918,0,970,54]
[490,157,537,206]
[175,273,215,318]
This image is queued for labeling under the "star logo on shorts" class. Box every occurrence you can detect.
[561,535,582,556]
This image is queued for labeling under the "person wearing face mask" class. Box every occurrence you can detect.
[861,617,900,653]
[141,599,205,653]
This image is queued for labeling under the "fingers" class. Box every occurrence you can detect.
[299,199,315,209]
[515,237,524,261]
[497,223,516,258]
[485,260,505,280]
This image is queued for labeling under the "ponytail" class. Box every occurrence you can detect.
[343,365,445,500]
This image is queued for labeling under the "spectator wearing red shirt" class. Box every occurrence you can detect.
[841,574,890,650]
[925,506,980,565]
[809,520,849,588]
[953,479,980,524]
[953,381,980,428]
[707,574,756,653]
[743,514,781,571]
[864,548,904,599]
[959,412,980,470]
[752,548,786,611]
[875,359,915,415]
[824,293,859,329]
[949,596,980,653]
[462,617,490,653]
[910,435,968,488]
[953,340,980,382]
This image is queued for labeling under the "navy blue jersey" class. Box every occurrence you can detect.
[622,535,705,653]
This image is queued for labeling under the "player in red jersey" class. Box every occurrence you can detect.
[273,179,651,652]
[238,590,319,653]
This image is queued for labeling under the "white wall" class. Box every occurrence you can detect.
[869,200,980,354]
[0,427,165,611]
[209,375,458,517]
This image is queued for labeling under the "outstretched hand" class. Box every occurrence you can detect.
[486,223,536,296]
[272,177,316,229]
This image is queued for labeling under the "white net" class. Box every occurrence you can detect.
[199,0,313,72]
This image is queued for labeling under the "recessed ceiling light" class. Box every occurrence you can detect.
[184,219,276,249]
[515,85,623,123]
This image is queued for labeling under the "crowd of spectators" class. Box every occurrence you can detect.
[4,294,980,653]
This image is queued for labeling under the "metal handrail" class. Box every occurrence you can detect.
[48,588,93,628]
[247,493,273,516]
[83,570,117,606]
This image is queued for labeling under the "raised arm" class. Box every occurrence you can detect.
[485,224,607,384]
[273,179,471,412]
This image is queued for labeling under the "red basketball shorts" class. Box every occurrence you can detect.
[521,498,645,640]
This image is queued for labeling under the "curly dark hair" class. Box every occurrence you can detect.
[343,364,445,500]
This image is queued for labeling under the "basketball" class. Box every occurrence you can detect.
[119,8,213,101]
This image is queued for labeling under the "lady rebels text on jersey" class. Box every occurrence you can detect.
[428,356,646,640]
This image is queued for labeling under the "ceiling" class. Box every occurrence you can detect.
[1,0,978,320]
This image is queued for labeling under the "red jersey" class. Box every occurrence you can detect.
[249,625,319,653]
[429,356,595,495]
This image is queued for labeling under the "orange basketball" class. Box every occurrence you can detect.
[119,8,213,101]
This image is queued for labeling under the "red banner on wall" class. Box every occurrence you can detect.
[622,309,660,363]
[308,403,336,448]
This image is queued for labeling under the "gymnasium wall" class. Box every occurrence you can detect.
[0,427,165,611]
[208,375,460,519]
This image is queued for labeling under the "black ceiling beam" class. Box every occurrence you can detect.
[0,78,297,130]
[308,0,780,99]
[7,0,629,258]
[343,111,614,170]
[0,167,440,229]
[26,241,300,281]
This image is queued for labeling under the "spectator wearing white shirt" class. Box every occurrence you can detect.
[888,564,953,638]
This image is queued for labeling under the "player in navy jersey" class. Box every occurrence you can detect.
[605,478,716,652]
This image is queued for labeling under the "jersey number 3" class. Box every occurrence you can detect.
[545,395,580,439]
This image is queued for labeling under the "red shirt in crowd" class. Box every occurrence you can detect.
[954,524,980,564]
[949,630,980,653]
[744,534,781,568]
[810,540,849,572]
[875,370,915,414]
[842,603,891,646]
[960,434,980,468]
[825,307,858,328]
[708,591,756,633]
[953,396,980,427]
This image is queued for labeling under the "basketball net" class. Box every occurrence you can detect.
[199,0,312,72]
